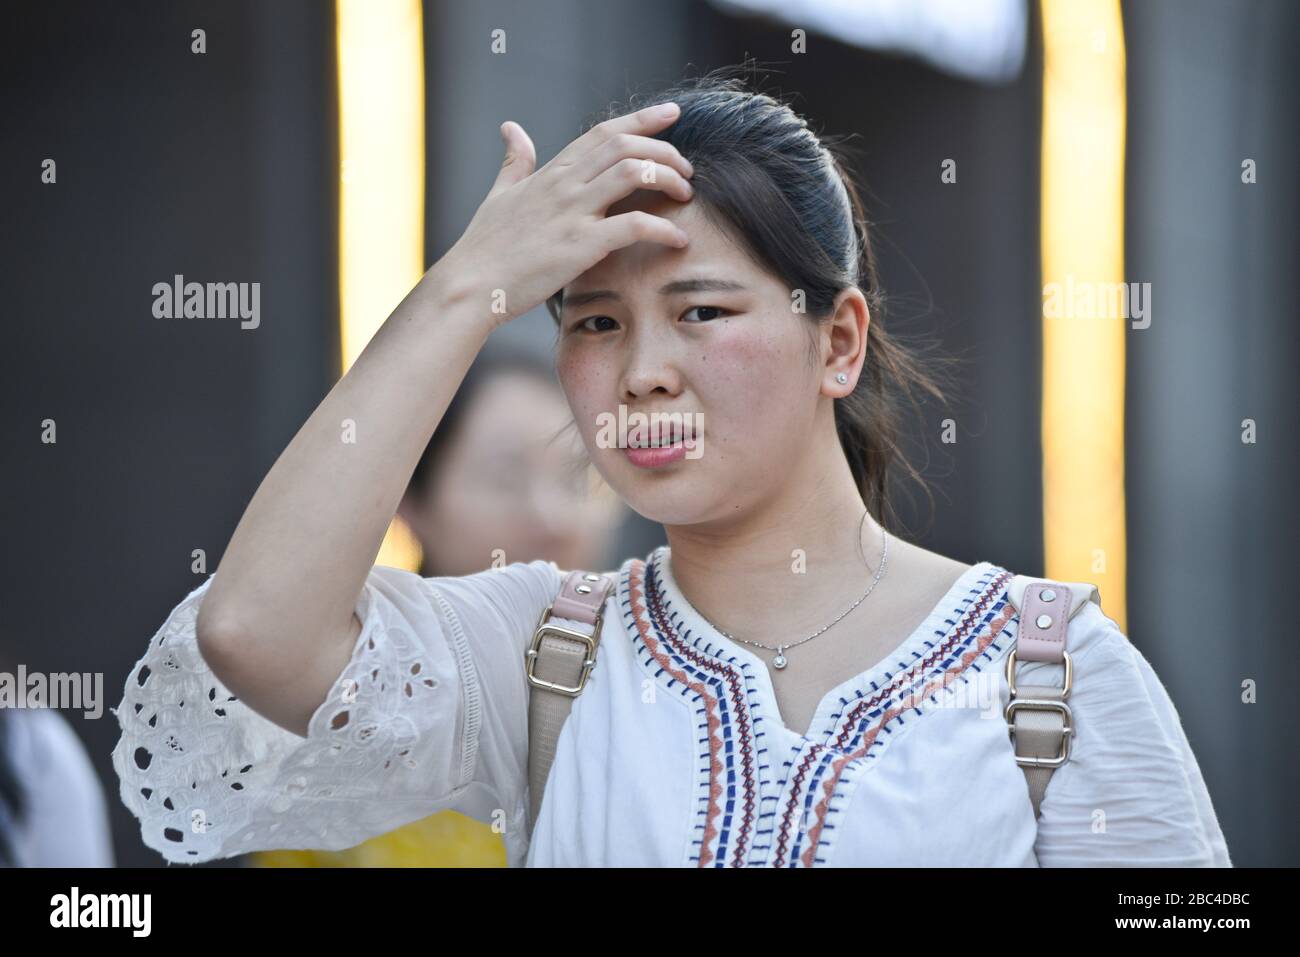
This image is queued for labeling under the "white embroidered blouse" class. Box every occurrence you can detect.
[110,547,1232,867]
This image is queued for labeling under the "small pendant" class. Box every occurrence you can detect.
[773,646,787,670]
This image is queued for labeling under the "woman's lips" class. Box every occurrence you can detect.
[620,416,701,469]
[624,438,690,469]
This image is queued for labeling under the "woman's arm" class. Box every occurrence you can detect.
[195,268,493,738]
[195,104,695,739]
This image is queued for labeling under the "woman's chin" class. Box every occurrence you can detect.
[591,449,721,526]
[618,479,714,528]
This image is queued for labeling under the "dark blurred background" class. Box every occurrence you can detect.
[2,0,1295,866]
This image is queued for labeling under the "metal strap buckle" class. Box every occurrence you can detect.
[1004,648,1074,768]
[1005,648,1073,699]
[1005,698,1074,768]
[525,605,602,697]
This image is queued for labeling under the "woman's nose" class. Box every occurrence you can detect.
[619,340,682,400]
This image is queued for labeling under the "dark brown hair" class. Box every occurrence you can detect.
[546,64,953,532]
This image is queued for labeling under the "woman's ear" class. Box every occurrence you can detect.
[822,287,870,396]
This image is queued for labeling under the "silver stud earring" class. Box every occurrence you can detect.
[836,373,848,384]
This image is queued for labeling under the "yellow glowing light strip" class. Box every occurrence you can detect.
[336,0,424,572]
[1040,0,1127,632]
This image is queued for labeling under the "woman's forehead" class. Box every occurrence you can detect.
[566,199,749,298]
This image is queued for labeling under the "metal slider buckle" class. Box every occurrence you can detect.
[1004,649,1074,768]
[525,604,602,697]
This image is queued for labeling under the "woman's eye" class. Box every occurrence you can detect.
[574,307,727,332]
[682,305,727,323]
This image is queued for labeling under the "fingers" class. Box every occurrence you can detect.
[585,157,693,213]
[571,132,694,185]
[591,210,689,255]
[550,101,684,170]
[488,120,536,198]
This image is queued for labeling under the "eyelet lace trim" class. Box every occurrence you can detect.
[110,576,447,863]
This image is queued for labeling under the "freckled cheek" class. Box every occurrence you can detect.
[709,322,788,372]
[556,350,612,437]
[695,328,795,441]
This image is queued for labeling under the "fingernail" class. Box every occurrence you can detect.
[658,102,679,118]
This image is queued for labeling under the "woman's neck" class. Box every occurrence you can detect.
[662,464,888,648]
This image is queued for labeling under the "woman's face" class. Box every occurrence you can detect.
[556,189,840,527]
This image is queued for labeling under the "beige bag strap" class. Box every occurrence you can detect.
[1002,574,1102,817]
[524,569,616,831]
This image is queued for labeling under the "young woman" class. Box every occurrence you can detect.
[111,70,1231,867]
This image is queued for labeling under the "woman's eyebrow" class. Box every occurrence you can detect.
[562,278,748,311]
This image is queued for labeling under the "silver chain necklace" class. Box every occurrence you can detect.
[707,511,890,670]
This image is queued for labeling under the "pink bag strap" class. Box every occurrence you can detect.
[524,569,616,833]
[1003,575,1101,819]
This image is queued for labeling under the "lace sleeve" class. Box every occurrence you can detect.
[1030,602,1233,867]
[111,560,562,865]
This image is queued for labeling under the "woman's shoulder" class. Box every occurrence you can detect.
[411,552,640,622]
[984,560,1127,677]
[877,535,967,580]
[550,547,656,589]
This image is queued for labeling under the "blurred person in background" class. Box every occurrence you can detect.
[398,345,624,580]
[251,346,624,866]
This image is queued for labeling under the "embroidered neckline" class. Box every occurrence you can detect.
[622,547,1018,866]
[649,544,1002,745]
